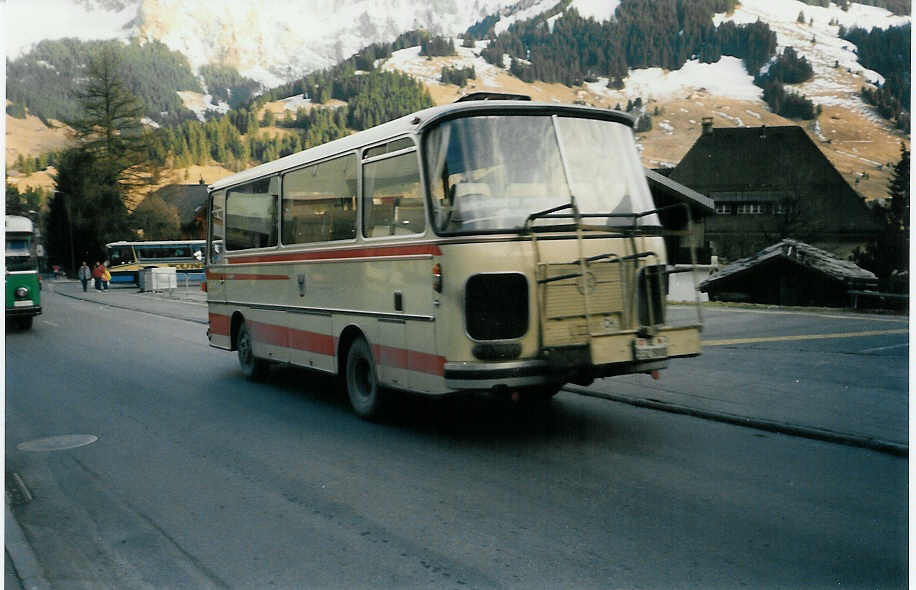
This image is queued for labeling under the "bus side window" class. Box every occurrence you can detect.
[282,154,357,245]
[363,150,424,237]
[226,178,277,250]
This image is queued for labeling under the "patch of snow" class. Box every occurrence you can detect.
[715,111,745,126]
[383,41,507,90]
[570,0,621,23]
[494,1,556,35]
[713,0,910,116]
[813,120,827,141]
[835,150,883,166]
[279,94,313,112]
[141,117,161,129]
[586,57,762,102]
[744,109,762,119]
[659,120,674,135]
[177,91,230,122]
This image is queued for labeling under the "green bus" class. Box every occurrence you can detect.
[6,215,42,330]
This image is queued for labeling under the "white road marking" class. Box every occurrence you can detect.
[859,342,909,354]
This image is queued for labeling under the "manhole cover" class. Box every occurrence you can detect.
[17,434,98,452]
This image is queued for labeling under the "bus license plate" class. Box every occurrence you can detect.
[634,336,667,361]
[13,300,33,307]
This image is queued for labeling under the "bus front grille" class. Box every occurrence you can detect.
[465,273,529,341]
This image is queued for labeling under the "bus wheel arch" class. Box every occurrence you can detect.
[230,312,246,351]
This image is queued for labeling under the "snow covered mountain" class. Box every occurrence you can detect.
[6,0,630,87]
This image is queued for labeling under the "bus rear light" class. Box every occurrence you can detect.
[432,263,442,293]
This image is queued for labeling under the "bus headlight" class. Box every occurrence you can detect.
[14,286,30,299]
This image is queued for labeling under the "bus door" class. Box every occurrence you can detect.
[361,143,426,389]
[207,190,231,348]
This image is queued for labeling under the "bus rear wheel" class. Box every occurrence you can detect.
[237,321,269,381]
[345,337,385,420]
[16,317,33,330]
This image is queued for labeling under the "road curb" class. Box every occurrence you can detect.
[6,503,50,590]
[51,283,208,325]
[563,386,908,457]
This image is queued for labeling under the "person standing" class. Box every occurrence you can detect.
[92,261,104,291]
[78,261,91,292]
[102,264,111,290]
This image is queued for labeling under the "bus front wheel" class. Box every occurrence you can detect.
[345,337,385,420]
[237,321,269,381]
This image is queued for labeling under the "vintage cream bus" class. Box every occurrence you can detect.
[206,97,702,419]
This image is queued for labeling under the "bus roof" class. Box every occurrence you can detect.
[5,215,34,234]
[106,240,205,247]
[209,101,634,193]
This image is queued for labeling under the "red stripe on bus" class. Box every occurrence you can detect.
[227,244,442,264]
[209,313,230,336]
[250,320,288,348]
[210,314,444,376]
[289,328,336,356]
[407,350,447,375]
[375,344,407,371]
[375,345,446,376]
[206,272,288,281]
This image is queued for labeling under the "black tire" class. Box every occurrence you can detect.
[18,317,34,331]
[237,321,269,381]
[345,337,385,420]
[525,385,561,402]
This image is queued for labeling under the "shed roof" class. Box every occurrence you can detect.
[699,239,877,291]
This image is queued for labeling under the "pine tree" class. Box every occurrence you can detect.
[69,46,149,192]
[853,142,910,286]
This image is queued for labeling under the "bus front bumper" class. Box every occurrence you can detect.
[6,304,42,318]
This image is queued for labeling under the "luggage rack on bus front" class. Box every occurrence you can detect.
[523,202,704,359]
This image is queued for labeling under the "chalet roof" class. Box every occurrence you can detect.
[699,239,877,291]
[670,125,848,193]
[645,168,714,217]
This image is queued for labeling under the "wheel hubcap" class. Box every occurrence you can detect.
[240,332,251,365]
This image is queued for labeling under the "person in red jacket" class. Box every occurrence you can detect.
[91,261,104,291]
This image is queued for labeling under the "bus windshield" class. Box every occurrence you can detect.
[5,236,35,271]
[425,114,658,234]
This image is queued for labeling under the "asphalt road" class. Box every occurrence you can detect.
[5,289,908,589]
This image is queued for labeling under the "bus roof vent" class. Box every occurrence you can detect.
[455,92,532,103]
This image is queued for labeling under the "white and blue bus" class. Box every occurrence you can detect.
[106,240,206,284]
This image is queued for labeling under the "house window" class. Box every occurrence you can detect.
[736,202,764,215]
[715,203,732,215]
[774,203,786,215]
